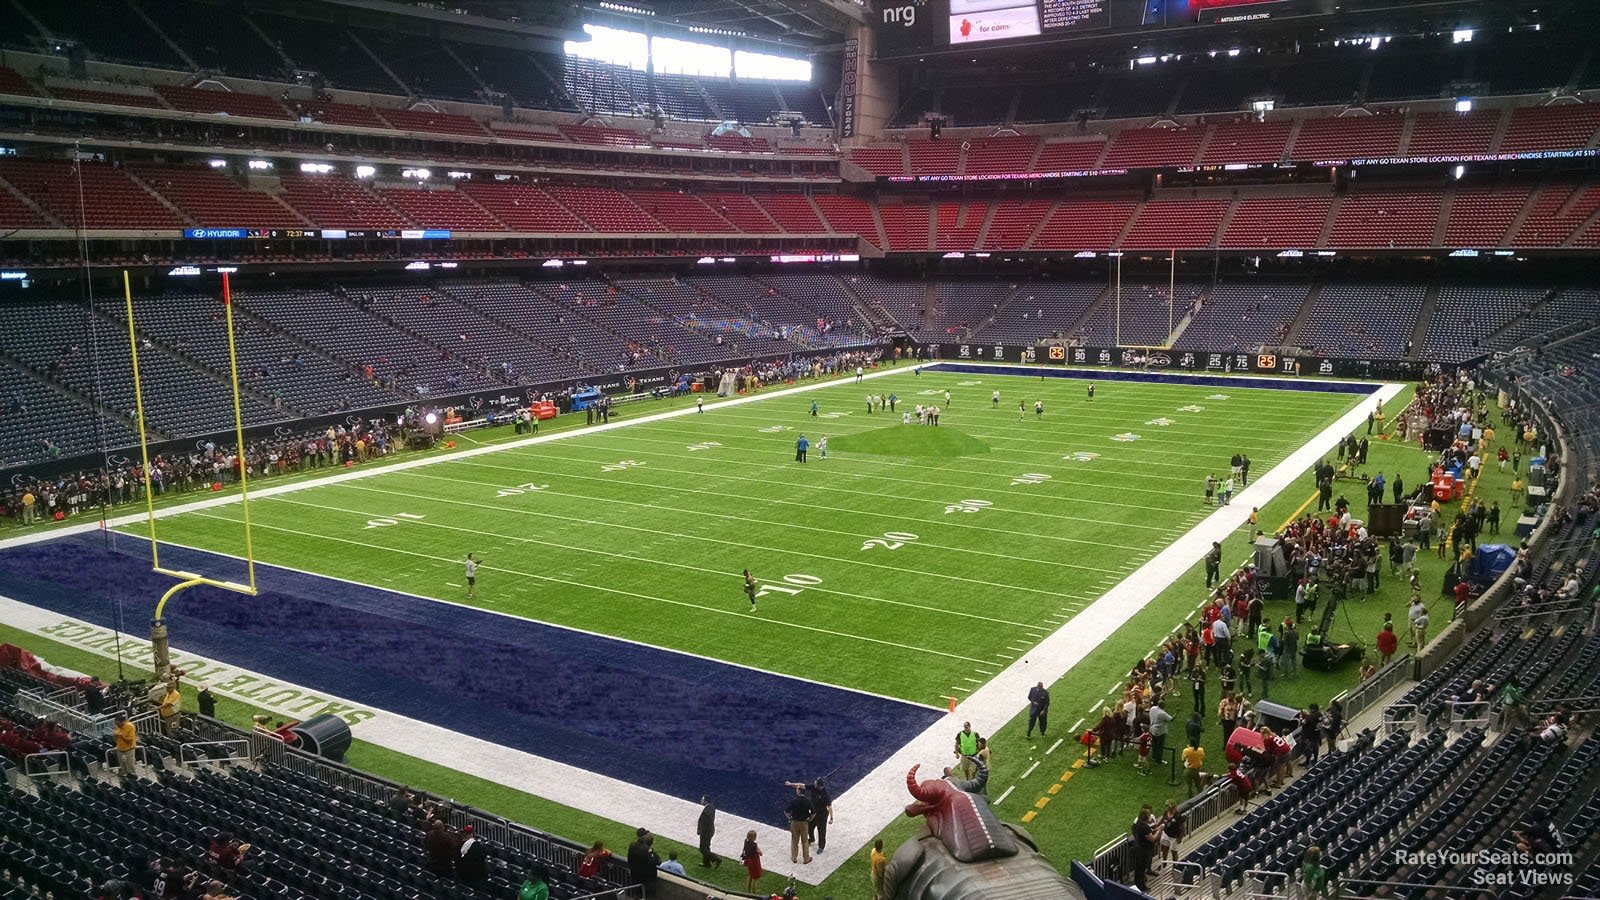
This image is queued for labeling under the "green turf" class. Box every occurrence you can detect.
[114,370,1362,705]
[11,366,1415,900]
[827,423,990,458]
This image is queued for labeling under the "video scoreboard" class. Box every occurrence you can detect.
[875,0,1310,55]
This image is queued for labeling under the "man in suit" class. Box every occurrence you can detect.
[1027,681,1051,738]
[696,797,719,868]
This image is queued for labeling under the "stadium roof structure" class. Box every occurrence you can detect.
[445,0,862,47]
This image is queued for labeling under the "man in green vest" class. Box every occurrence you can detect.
[954,722,980,780]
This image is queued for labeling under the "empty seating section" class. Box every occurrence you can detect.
[1199,121,1291,165]
[0,363,137,465]
[131,166,305,228]
[1031,200,1137,250]
[1443,185,1533,247]
[469,45,572,112]
[705,134,771,154]
[1499,105,1600,154]
[777,85,830,126]
[139,0,285,79]
[906,141,960,177]
[977,281,1103,343]
[377,108,489,137]
[1219,197,1330,249]
[279,175,411,228]
[1327,189,1442,249]
[561,58,649,119]
[447,280,619,378]
[1032,141,1107,173]
[652,73,716,122]
[1367,47,1467,102]
[118,292,397,413]
[700,80,782,126]
[0,66,39,97]
[0,300,288,436]
[1509,183,1600,247]
[935,202,986,251]
[539,279,716,366]
[1175,65,1270,115]
[302,101,390,129]
[47,86,163,108]
[459,182,590,233]
[982,201,1050,250]
[376,187,505,231]
[0,159,185,229]
[19,0,184,68]
[155,85,292,120]
[879,205,930,252]
[545,187,663,233]
[1101,127,1203,169]
[962,138,1039,177]
[362,286,559,380]
[1290,115,1404,162]
[848,145,907,177]
[761,195,827,233]
[1297,283,1424,358]
[1489,287,1600,348]
[363,32,481,101]
[253,17,402,94]
[700,194,779,233]
[933,281,1014,333]
[558,125,651,148]
[1100,75,1180,119]
[814,196,883,246]
[239,288,488,394]
[847,280,931,339]
[1121,199,1227,250]
[1422,284,1545,362]
[614,278,769,349]
[1405,111,1500,157]
[1274,49,1366,107]
[685,275,866,348]
[759,274,865,330]
[1180,282,1309,352]
[1073,282,1200,347]
[630,191,736,233]
[0,182,49,227]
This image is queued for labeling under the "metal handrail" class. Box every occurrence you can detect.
[179,739,250,767]
[23,750,71,779]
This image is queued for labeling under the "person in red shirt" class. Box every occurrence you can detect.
[1454,580,1472,617]
[1226,763,1252,813]
[1136,726,1153,775]
[1376,623,1399,664]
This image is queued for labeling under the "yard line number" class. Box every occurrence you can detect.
[862,531,920,551]
[754,573,823,599]
[601,460,645,472]
[364,512,424,529]
[496,482,549,498]
[945,499,993,514]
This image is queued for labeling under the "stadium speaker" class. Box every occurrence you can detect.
[1253,534,1289,578]
[1366,503,1405,537]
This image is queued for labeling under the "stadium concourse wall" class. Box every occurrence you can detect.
[2,343,878,481]
[932,342,1429,384]
[1410,371,1576,680]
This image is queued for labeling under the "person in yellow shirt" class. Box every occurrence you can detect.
[1511,476,1524,504]
[159,682,182,736]
[869,838,889,900]
[20,490,35,524]
[1182,742,1206,797]
[114,713,138,773]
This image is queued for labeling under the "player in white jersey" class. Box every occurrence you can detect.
[464,553,479,599]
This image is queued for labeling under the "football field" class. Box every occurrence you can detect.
[114,366,1362,705]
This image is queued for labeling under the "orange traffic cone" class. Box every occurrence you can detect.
[948,696,957,713]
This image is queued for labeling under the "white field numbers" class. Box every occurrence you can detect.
[945,499,993,514]
[755,573,822,599]
[364,512,423,529]
[496,482,549,498]
[1010,473,1051,486]
[687,442,722,452]
[862,531,919,551]
[601,460,645,472]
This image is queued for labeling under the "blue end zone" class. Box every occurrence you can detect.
[934,363,1384,395]
[0,533,942,824]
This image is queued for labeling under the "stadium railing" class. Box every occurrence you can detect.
[1333,653,1411,723]
[11,685,117,737]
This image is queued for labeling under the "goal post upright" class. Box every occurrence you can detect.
[124,269,260,679]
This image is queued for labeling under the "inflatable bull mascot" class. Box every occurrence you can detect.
[882,757,1084,900]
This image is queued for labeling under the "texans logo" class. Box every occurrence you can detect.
[274,427,293,437]
[470,397,484,410]
[345,416,361,427]
[524,389,538,402]
[108,455,130,467]
[194,440,208,451]
[10,474,25,487]
[960,18,972,36]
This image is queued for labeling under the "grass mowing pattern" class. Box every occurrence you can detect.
[118,370,1360,706]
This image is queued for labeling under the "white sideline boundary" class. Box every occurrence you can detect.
[0,367,1401,885]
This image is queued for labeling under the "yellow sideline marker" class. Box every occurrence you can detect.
[124,270,258,677]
